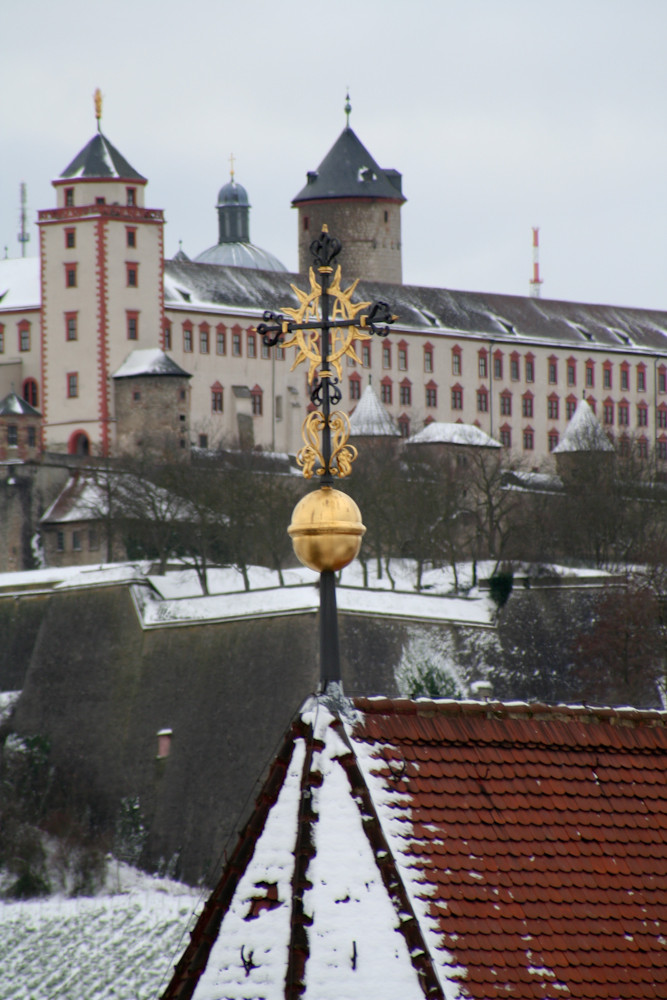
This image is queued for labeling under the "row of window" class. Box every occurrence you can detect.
[64,226,137,249]
[64,262,139,289]
[56,527,99,553]
[3,424,37,447]
[209,384,264,415]
[63,186,137,208]
[165,322,286,360]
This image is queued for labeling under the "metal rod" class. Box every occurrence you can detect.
[320,570,340,687]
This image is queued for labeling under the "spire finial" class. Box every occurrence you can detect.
[94,88,103,132]
[229,152,235,181]
[344,91,351,128]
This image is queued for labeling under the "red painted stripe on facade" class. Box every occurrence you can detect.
[95,217,110,455]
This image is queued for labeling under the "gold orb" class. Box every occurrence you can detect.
[288,486,366,573]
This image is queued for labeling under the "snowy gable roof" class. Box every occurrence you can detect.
[553,398,614,453]
[349,383,400,437]
[407,421,500,448]
[112,348,191,379]
[162,697,667,1000]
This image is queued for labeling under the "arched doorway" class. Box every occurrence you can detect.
[68,430,90,456]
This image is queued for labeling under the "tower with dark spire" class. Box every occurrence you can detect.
[292,95,406,283]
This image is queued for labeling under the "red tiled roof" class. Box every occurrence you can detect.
[352,698,667,998]
[162,698,667,1000]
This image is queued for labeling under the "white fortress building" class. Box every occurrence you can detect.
[2,105,667,464]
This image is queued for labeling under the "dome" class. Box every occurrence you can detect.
[194,241,287,272]
[217,180,249,207]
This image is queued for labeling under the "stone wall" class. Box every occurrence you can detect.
[297,199,402,284]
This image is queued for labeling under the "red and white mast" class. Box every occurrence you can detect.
[529,226,543,298]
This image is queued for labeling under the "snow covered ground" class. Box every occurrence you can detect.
[0,863,204,1000]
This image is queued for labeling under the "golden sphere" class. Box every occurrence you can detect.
[288,486,366,573]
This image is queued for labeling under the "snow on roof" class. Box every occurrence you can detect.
[553,398,614,453]
[40,472,201,525]
[112,348,191,379]
[407,421,500,448]
[0,391,41,417]
[0,257,40,311]
[162,695,667,1000]
[349,383,400,436]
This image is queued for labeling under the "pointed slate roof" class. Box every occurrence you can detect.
[59,132,146,181]
[112,348,191,379]
[553,398,614,453]
[292,127,405,204]
[162,696,667,1000]
[349,383,399,437]
[0,391,41,417]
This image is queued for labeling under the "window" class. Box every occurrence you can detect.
[381,379,392,405]
[7,425,18,447]
[525,356,535,383]
[251,386,263,416]
[211,383,223,412]
[510,355,520,381]
[133,390,141,401]
[126,187,136,206]
[400,379,412,406]
[659,406,667,430]
[548,430,559,451]
[382,344,391,369]
[247,332,256,358]
[659,438,667,460]
[126,263,138,287]
[477,388,488,412]
[261,339,270,360]
[618,401,629,426]
[95,197,105,205]
[424,346,433,373]
[66,313,77,341]
[200,324,210,354]
[493,352,503,379]
[638,437,649,459]
[603,364,612,389]
[0,324,4,353]
[637,404,648,427]
[275,344,285,361]
[586,361,594,388]
[567,361,576,387]
[500,425,512,448]
[23,379,38,407]
[232,327,242,356]
[127,312,138,340]
[566,396,577,420]
[303,216,309,232]
[398,346,408,370]
[427,382,439,407]
[361,343,371,368]
[620,365,629,391]
[548,358,558,384]
[478,351,488,378]
[660,367,667,394]
[183,323,193,352]
[27,426,36,448]
[452,346,462,376]
[587,396,596,415]
[67,372,78,398]
[89,528,99,551]
[126,227,137,248]
[603,402,614,425]
[216,325,226,355]
[500,391,512,416]
[72,531,82,552]
[637,365,646,392]
[18,321,30,352]
[548,395,559,420]
[522,393,533,418]
[398,414,410,437]
[523,428,534,451]
[65,228,76,248]
[198,434,209,449]
[349,376,361,400]
[65,188,74,207]
[66,264,77,288]
[57,530,65,552]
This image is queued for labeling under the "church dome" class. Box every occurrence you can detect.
[195,241,287,272]
[217,180,249,207]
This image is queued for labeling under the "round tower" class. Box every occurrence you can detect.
[292,98,406,283]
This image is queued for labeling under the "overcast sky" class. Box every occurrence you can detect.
[2,0,666,310]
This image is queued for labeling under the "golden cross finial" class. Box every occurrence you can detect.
[94,88,103,131]
[229,152,235,181]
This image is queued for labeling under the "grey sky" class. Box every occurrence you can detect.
[2,0,666,309]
